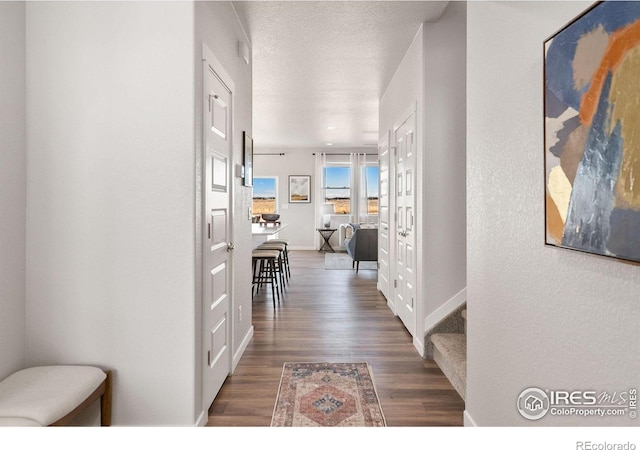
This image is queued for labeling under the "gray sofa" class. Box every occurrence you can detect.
[345,227,378,273]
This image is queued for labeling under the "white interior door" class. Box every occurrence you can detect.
[394,111,416,337]
[203,46,234,408]
[378,132,391,302]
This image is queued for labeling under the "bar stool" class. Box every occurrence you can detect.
[252,249,281,307]
[263,239,291,280]
[257,242,287,287]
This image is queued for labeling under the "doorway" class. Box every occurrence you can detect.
[392,106,417,338]
[202,44,235,409]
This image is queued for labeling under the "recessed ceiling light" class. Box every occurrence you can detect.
[326,143,333,146]
[327,126,337,130]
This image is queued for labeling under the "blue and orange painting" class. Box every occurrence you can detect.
[545,1,640,263]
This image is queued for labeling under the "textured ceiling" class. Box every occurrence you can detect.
[232,1,449,150]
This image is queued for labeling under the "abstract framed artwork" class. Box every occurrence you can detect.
[289,175,311,203]
[243,131,253,187]
[544,1,640,264]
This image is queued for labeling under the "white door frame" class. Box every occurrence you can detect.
[378,130,393,306]
[391,102,417,337]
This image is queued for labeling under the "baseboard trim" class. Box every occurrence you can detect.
[413,335,425,357]
[195,410,207,427]
[386,298,396,315]
[463,409,477,427]
[423,287,467,332]
[232,325,254,373]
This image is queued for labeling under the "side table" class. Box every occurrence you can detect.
[317,228,337,252]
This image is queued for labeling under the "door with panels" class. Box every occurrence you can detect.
[203,45,235,409]
[394,110,417,337]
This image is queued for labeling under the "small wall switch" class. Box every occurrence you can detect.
[281,204,289,210]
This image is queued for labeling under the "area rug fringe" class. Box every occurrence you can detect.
[271,361,386,427]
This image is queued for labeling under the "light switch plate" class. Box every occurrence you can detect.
[235,164,244,178]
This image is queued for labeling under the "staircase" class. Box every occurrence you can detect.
[425,305,466,401]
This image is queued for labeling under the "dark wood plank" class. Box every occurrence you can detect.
[207,250,464,427]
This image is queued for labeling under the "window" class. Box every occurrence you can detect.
[324,166,351,214]
[363,165,379,215]
[317,153,379,220]
[252,177,277,214]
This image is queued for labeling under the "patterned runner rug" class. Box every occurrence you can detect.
[271,362,386,427]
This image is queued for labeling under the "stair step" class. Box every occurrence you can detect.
[430,333,466,401]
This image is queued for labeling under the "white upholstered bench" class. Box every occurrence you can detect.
[0,365,112,426]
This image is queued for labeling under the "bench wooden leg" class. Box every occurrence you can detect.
[101,370,112,426]
[49,369,112,426]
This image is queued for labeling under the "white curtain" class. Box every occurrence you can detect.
[354,153,366,222]
[355,153,378,223]
[314,151,327,230]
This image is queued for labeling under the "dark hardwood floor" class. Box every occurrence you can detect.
[206,250,464,427]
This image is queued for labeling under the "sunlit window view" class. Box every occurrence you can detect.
[323,165,379,215]
[252,177,277,214]
[324,167,351,214]
[364,166,379,214]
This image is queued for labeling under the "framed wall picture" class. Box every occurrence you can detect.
[243,131,253,187]
[544,1,640,264]
[289,175,311,203]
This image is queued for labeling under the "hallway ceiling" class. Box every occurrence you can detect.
[232,1,449,150]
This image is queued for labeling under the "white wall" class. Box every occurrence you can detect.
[195,0,254,420]
[380,25,424,348]
[422,2,467,319]
[253,150,317,249]
[379,1,467,352]
[0,2,26,380]
[380,28,423,143]
[378,27,424,324]
[25,2,197,425]
[467,1,639,426]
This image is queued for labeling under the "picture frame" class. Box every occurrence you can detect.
[289,175,311,203]
[544,1,640,265]
[243,131,253,187]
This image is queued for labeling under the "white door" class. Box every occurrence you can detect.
[203,46,234,408]
[377,132,391,302]
[394,111,416,337]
